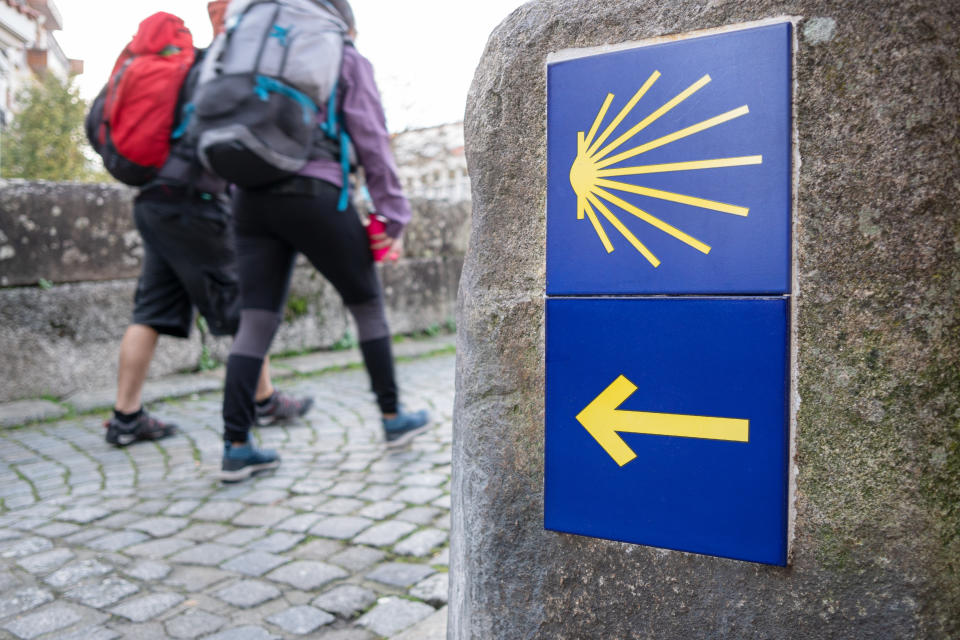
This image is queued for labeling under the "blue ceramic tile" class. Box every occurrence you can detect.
[545,297,790,565]
[547,22,793,295]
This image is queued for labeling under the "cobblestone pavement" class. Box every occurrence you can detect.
[0,353,454,639]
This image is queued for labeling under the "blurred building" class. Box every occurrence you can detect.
[392,122,470,202]
[0,0,82,127]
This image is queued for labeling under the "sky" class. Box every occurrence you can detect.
[55,0,528,132]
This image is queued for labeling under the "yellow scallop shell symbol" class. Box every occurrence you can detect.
[570,71,763,267]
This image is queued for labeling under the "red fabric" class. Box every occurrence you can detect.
[102,12,194,168]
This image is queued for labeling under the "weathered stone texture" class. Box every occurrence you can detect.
[0,180,137,287]
[0,186,469,289]
[452,1,959,639]
[401,197,471,259]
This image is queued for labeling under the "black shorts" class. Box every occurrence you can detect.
[131,193,240,338]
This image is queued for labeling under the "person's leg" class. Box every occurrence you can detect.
[106,324,179,445]
[170,198,310,424]
[106,200,193,446]
[255,359,274,402]
[222,189,298,447]
[346,296,398,414]
[114,324,159,414]
[107,322,180,447]
[267,184,398,412]
[219,188,303,482]
[252,356,316,422]
[270,181,428,443]
[342,293,428,445]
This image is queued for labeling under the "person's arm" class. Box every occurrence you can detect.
[340,46,411,242]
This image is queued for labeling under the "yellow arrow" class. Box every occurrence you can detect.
[575,375,749,467]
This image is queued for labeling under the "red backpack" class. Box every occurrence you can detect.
[85,12,195,185]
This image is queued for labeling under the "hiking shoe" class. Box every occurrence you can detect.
[255,390,314,424]
[104,411,177,447]
[221,439,281,483]
[383,408,431,448]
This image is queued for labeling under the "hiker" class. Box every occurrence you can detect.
[201,0,431,481]
[94,7,312,447]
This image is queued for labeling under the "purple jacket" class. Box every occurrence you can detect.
[300,45,411,239]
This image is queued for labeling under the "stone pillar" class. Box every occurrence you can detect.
[451,1,959,638]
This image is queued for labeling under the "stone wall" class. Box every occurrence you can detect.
[452,2,959,639]
[0,181,139,287]
[0,180,468,403]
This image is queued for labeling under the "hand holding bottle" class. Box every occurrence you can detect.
[367,215,402,262]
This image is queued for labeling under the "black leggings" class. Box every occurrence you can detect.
[222,178,398,443]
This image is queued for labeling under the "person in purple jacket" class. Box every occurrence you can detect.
[219,0,430,481]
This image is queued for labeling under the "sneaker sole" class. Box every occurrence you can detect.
[220,460,281,483]
[385,422,432,449]
[105,428,177,448]
[105,431,137,447]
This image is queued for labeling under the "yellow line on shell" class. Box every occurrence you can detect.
[597,155,763,177]
[594,179,749,217]
[586,71,660,157]
[596,105,750,169]
[593,74,712,162]
[583,198,614,253]
[592,186,711,254]
[586,192,660,267]
[583,95,614,150]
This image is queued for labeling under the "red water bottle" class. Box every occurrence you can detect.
[367,215,390,262]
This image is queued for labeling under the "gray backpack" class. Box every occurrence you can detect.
[190,0,355,206]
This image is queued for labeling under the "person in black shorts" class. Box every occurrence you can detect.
[219,0,430,481]
[104,5,310,447]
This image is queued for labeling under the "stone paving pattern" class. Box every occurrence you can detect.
[0,349,454,639]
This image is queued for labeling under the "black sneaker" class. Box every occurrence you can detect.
[255,391,314,425]
[220,439,281,483]
[382,408,431,448]
[104,411,177,447]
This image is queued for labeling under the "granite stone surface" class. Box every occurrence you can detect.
[453,1,960,639]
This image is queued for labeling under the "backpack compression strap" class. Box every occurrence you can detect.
[319,75,352,212]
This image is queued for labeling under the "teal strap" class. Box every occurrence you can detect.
[171,103,194,140]
[338,128,351,211]
[322,77,339,137]
[254,75,317,124]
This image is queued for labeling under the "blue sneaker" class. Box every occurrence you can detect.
[382,409,431,448]
[221,438,281,483]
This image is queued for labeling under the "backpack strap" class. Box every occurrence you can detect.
[171,48,201,139]
[318,39,353,211]
[171,103,195,140]
[336,121,352,211]
[252,4,282,74]
[152,49,226,198]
